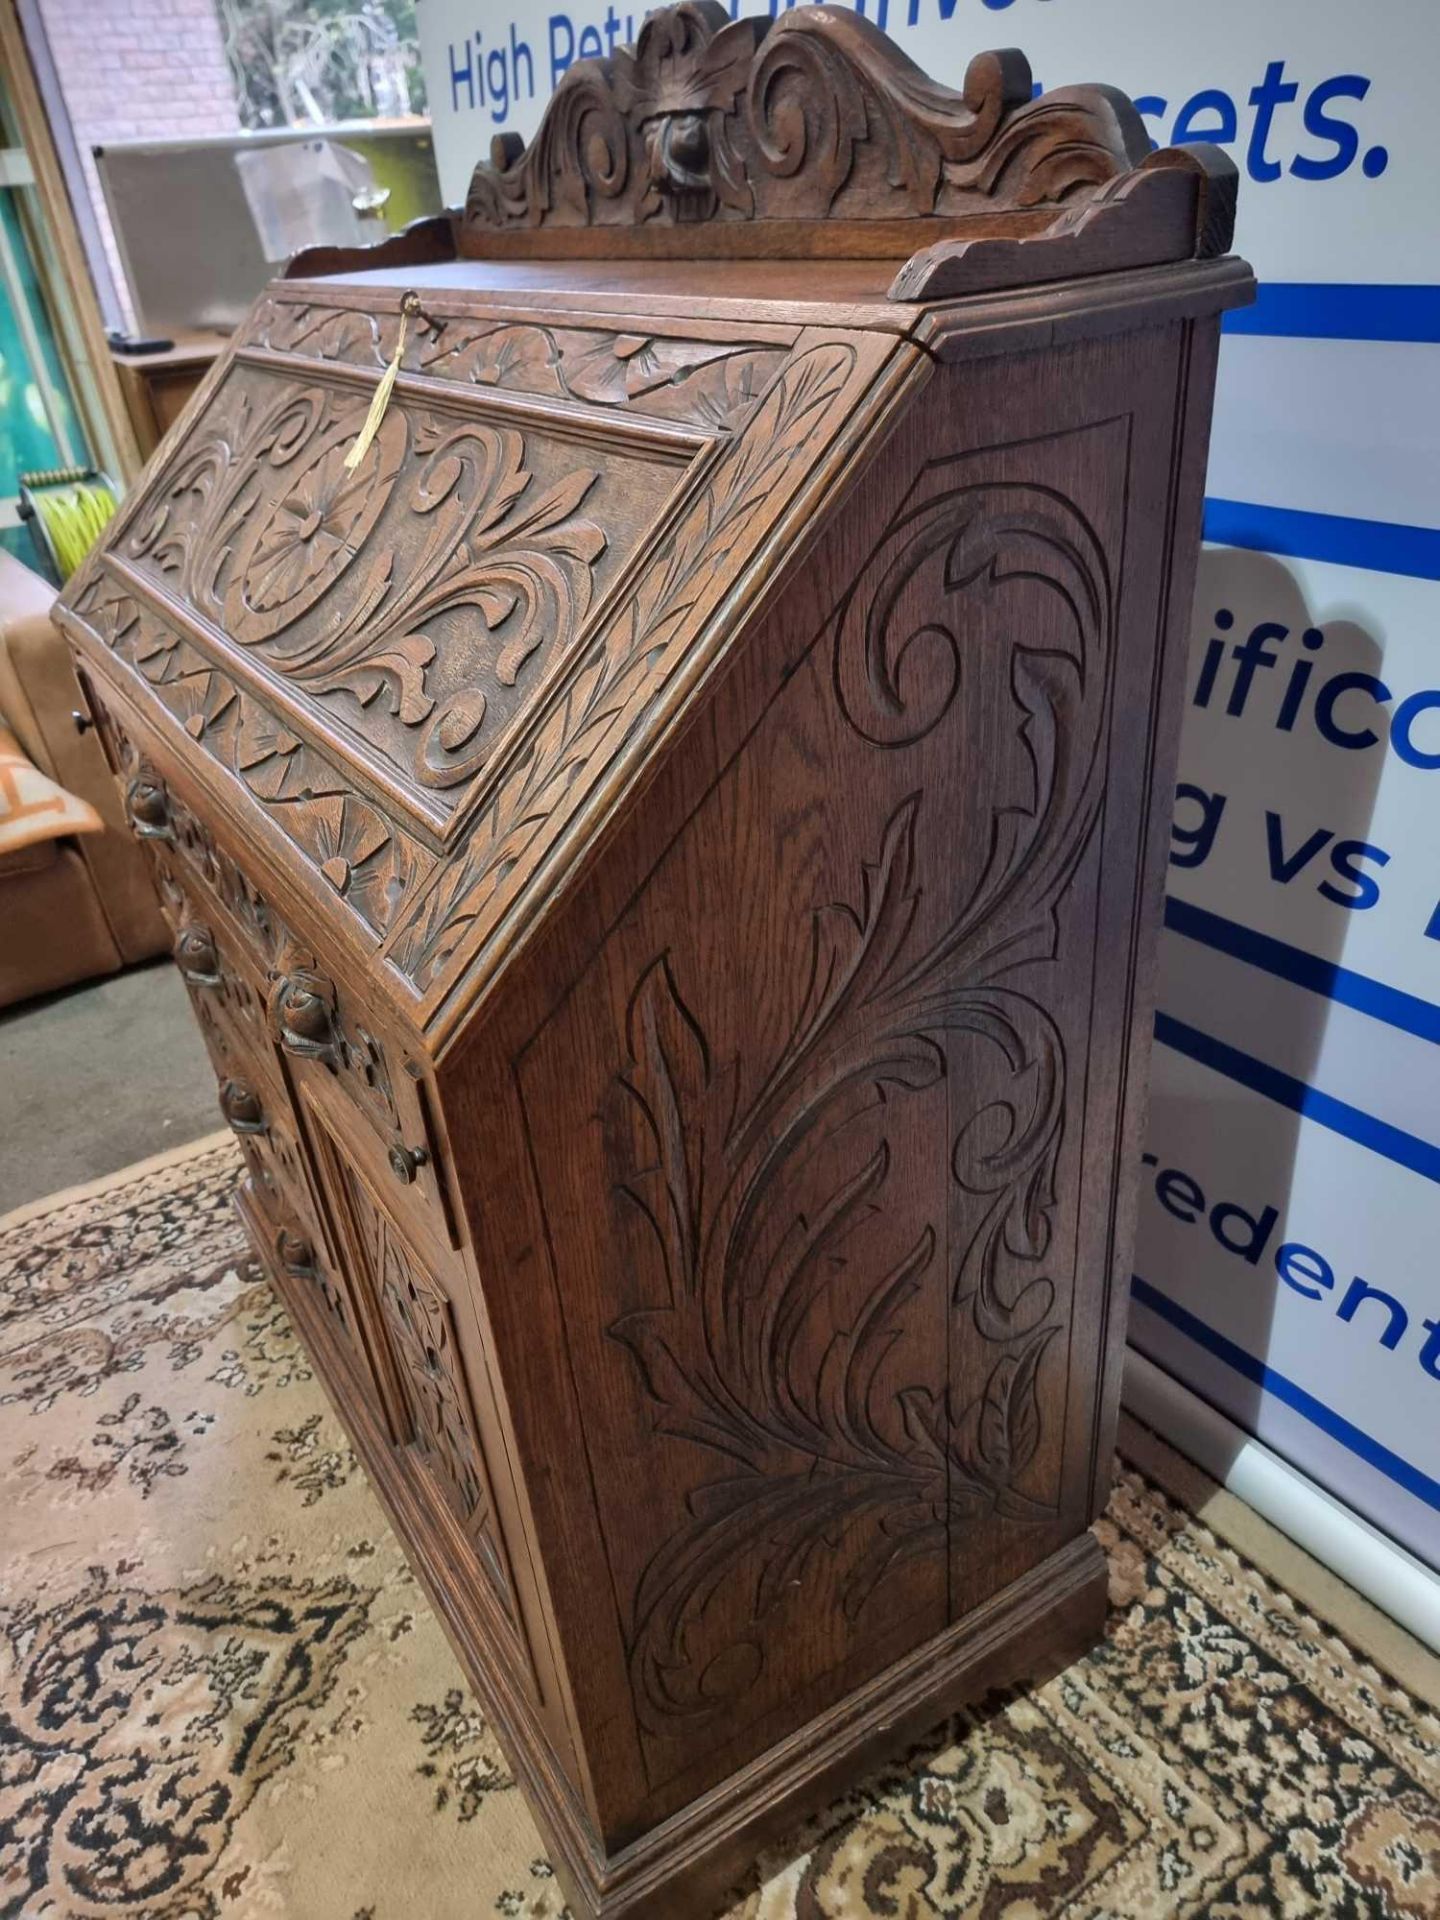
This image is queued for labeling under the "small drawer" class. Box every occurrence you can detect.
[149,855,292,1131]
[179,928,272,1066]
[163,871,275,1050]
[97,699,291,989]
[144,775,291,986]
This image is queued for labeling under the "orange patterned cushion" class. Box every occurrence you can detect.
[0,719,103,855]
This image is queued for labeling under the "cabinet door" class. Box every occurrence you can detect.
[304,1101,525,1643]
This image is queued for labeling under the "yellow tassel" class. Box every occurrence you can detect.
[343,292,421,473]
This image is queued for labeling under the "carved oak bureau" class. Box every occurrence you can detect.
[56,9,1251,1915]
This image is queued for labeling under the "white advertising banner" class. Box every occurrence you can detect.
[1131,1039,1438,1569]
[1172,552,1440,1006]
[415,0,1440,1569]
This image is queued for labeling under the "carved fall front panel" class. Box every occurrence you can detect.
[87,364,683,828]
[388,337,866,997]
[516,417,1128,1786]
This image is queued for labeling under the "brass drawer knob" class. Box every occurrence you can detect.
[388,1142,430,1186]
[277,1226,316,1277]
[219,1078,267,1134]
[274,972,338,1063]
[125,771,173,840]
[175,924,220,986]
[126,771,172,840]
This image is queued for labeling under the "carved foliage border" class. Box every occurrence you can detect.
[71,574,435,943]
[599,474,1116,1746]
[243,296,791,434]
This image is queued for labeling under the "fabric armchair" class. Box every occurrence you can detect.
[0,548,167,1008]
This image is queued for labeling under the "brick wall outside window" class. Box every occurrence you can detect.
[37,0,240,329]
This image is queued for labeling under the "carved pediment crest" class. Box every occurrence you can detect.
[463,1,1149,234]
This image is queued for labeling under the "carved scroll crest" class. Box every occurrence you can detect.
[462,2,1149,237]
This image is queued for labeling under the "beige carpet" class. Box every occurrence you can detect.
[2,1136,1437,1919]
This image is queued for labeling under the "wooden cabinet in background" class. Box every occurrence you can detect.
[59,10,1251,1915]
[111,330,225,459]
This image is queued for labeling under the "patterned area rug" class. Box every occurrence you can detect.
[2,1138,1437,1920]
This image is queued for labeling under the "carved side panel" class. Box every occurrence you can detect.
[68,365,682,827]
[515,412,1129,1793]
[828,456,1119,1616]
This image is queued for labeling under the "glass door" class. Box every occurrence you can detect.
[0,70,88,564]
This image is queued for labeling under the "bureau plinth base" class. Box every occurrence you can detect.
[248,1169,1105,1920]
[579,1534,1109,1920]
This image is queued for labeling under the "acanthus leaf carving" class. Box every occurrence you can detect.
[601,476,1115,1741]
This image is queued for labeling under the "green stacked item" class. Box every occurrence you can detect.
[17,467,119,583]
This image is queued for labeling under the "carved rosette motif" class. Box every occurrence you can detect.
[105,377,608,800]
[244,298,789,434]
[461,2,1146,235]
[390,338,859,993]
[603,481,1113,1739]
